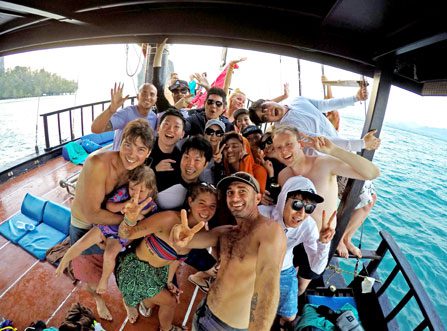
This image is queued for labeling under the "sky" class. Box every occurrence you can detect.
[3,43,447,129]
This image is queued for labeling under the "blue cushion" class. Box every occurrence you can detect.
[17,223,67,260]
[21,193,47,221]
[82,132,114,146]
[0,193,47,243]
[42,201,71,234]
[0,213,40,244]
[81,139,102,153]
[307,295,358,311]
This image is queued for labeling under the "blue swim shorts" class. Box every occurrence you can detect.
[278,266,298,318]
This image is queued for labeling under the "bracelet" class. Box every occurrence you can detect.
[123,215,137,227]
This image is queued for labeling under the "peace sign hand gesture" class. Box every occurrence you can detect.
[122,186,153,224]
[170,209,205,248]
[319,210,337,244]
[299,133,336,155]
[213,144,226,164]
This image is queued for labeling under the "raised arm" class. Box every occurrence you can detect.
[152,39,173,113]
[75,155,123,225]
[303,135,380,180]
[271,83,289,103]
[249,222,286,331]
[223,57,246,95]
[91,83,129,133]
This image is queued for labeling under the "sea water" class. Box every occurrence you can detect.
[339,117,447,328]
[0,97,446,327]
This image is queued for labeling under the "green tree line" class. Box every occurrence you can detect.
[0,66,78,99]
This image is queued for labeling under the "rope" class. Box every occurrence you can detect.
[125,44,143,78]
[326,264,380,283]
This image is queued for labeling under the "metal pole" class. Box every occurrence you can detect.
[329,64,393,259]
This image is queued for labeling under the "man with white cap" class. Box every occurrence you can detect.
[259,176,336,328]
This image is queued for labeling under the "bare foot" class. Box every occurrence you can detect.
[94,296,113,321]
[345,241,362,258]
[125,305,139,324]
[96,277,108,294]
[336,241,349,258]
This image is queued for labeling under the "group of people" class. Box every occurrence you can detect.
[57,47,381,330]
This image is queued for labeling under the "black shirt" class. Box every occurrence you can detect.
[146,138,182,192]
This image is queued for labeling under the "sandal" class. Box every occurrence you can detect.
[188,275,211,293]
[138,302,152,317]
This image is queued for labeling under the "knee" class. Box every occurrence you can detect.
[166,294,178,308]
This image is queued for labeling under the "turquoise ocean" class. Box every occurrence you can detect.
[0,96,446,328]
[339,117,447,328]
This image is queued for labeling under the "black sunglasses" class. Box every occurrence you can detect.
[290,199,316,214]
[260,136,273,150]
[206,99,223,107]
[205,128,225,137]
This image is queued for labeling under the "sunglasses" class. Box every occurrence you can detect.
[207,99,223,107]
[290,199,316,214]
[260,136,273,150]
[205,128,224,137]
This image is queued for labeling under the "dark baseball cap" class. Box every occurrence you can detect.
[217,171,260,193]
[169,79,189,92]
[241,125,263,138]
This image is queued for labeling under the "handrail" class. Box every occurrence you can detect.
[40,96,136,151]
[362,230,444,331]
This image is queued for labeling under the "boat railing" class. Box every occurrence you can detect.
[40,97,136,151]
[356,230,444,331]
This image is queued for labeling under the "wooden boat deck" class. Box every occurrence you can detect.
[0,156,203,330]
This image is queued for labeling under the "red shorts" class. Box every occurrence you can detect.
[72,254,104,284]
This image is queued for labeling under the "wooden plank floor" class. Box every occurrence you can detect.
[0,156,203,330]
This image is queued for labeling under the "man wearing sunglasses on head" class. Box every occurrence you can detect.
[259,176,336,329]
[185,87,234,136]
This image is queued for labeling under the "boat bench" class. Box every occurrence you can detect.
[61,131,114,163]
[295,288,362,331]
[0,193,71,260]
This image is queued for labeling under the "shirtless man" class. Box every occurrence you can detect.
[272,125,379,289]
[273,125,379,229]
[70,118,154,320]
[173,172,286,330]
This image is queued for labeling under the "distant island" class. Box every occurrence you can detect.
[0,66,77,100]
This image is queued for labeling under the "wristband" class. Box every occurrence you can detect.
[123,215,137,227]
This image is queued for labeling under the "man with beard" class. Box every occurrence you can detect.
[91,83,158,150]
[171,172,286,330]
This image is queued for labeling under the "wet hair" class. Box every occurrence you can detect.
[181,135,213,162]
[129,165,158,196]
[188,182,218,202]
[248,99,266,125]
[206,87,227,105]
[159,108,186,129]
[220,131,243,149]
[121,118,155,150]
[271,124,301,140]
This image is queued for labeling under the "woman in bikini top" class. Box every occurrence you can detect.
[121,182,220,268]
